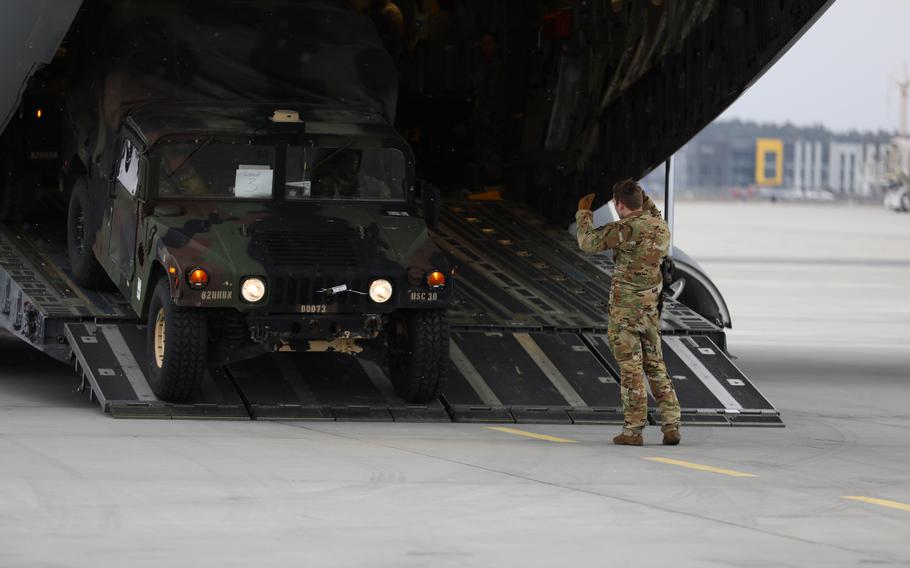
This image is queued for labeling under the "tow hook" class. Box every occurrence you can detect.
[364,314,382,337]
[250,325,269,343]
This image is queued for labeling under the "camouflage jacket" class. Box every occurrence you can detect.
[576,196,670,308]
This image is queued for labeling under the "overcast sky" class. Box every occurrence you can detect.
[718,0,909,134]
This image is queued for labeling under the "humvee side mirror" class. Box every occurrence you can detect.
[420,180,440,230]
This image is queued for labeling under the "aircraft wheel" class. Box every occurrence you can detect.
[67,177,109,288]
[146,277,208,402]
[387,309,449,403]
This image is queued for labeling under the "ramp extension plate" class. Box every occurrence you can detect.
[66,323,781,426]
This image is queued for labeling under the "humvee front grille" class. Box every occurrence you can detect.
[258,231,358,267]
[271,276,368,308]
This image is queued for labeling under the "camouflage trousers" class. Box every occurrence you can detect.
[607,305,681,435]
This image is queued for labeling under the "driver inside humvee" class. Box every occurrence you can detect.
[158,143,211,197]
[156,141,276,198]
[309,148,393,200]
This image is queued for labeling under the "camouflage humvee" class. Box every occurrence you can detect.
[67,104,452,403]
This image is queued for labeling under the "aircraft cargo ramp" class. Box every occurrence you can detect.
[1,202,781,426]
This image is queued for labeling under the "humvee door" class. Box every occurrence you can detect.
[105,137,142,289]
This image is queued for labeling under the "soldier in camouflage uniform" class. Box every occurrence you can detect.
[576,179,682,446]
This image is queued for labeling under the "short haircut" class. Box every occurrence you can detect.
[612,178,643,210]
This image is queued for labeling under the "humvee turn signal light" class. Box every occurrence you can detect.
[426,271,446,289]
[187,268,209,290]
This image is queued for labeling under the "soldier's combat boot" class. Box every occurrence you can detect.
[662,429,681,446]
[612,431,644,446]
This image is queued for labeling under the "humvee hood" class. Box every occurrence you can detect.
[152,201,437,276]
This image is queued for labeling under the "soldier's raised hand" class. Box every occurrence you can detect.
[577,193,596,211]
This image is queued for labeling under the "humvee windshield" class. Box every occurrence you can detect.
[285,146,406,202]
[154,142,406,201]
[157,142,277,199]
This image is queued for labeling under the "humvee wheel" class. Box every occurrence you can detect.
[145,278,208,402]
[387,309,449,403]
[67,177,109,288]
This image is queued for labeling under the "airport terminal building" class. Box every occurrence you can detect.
[673,120,893,198]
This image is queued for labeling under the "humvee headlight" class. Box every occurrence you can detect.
[187,268,209,290]
[241,277,267,303]
[369,279,393,303]
[426,271,446,289]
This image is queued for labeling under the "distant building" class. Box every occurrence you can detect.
[886,136,910,179]
[672,120,892,197]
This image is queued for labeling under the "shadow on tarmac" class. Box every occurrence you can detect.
[0,332,91,408]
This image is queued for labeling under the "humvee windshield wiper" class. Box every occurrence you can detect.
[167,136,214,181]
[311,138,354,171]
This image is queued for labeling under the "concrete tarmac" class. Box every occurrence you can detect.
[1,202,909,567]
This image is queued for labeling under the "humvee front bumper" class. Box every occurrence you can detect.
[247,313,384,343]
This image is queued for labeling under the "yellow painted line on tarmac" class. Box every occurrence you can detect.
[643,457,757,478]
[486,426,578,444]
[843,496,910,513]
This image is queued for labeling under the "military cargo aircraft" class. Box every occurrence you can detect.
[0,0,832,424]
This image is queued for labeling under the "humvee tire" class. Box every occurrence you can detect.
[387,309,449,403]
[67,177,108,288]
[146,277,208,402]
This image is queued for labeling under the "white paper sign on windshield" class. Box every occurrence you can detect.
[234,165,273,198]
